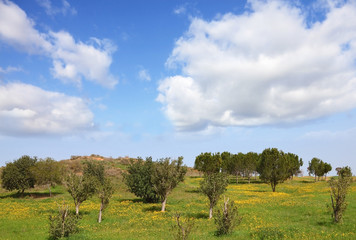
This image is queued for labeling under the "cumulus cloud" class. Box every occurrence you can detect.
[158,0,356,131]
[36,0,77,16]
[0,0,117,88]
[0,82,94,136]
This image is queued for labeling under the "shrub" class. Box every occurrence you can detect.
[171,213,195,240]
[214,197,242,236]
[49,203,79,239]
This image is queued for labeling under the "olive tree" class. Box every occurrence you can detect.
[1,155,37,196]
[151,157,187,212]
[257,148,289,192]
[31,158,62,197]
[123,157,159,203]
[329,166,353,223]
[200,172,229,219]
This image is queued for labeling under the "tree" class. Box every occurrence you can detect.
[123,157,159,203]
[83,161,114,223]
[214,197,242,236]
[285,153,303,179]
[242,152,258,183]
[65,172,96,215]
[200,172,229,219]
[223,153,244,184]
[49,202,79,239]
[257,148,289,192]
[323,163,332,180]
[1,155,37,196]
[194,152,221,175]
[151,157,187,212]
[308,157,321,181]
[221,151,232,174]
[31,158,62,197]
[329,166,353,223]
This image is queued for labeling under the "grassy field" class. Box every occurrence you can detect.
[0,176,355,239]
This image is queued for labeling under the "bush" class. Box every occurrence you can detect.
[49,203,79,239]
[171,213,195,240]
[214,197,242,236]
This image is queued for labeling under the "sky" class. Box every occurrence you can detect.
[0,0,356,175]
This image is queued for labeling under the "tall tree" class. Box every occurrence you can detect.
[151,157,187,212]
[123,157,159,203]
[285,153,303,179]
[194,152,221,175]
[308,158,321,181]
[243,152,258,183]
[31,158,62,197]
[200,172,229,219]
[65,172,96,215]
[257,148,289,192]
[225,153,244,184]
[1,155,37,196]
[83,161,114,223]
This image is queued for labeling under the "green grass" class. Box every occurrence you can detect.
[0,177,355,239]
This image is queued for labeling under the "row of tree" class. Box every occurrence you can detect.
[194,148,304,192]
[307,157,332,181]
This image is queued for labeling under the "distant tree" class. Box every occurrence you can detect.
[308,158,321,181]
[123,157,159,203]
[1,155,37,196]
[83,161,114,223]
[285,153,303,179]
[323,163,332,180]
[329,166,353,223]
[194,152,221,175]
[65,172,96,215]
[221,151,232,174]
[243,152,258,183]
[225,153,244,184]
[151,157,187,212]
[257,148,289,192]
[200,172,229,219]
[31,158,62,197]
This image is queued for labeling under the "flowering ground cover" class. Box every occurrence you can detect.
[0,177,355,239]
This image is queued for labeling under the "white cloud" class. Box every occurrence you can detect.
[158,0,356,131]
[0,82,94,136]
[138,68,151,82]
[0,0,117,88]
[0,66,22,73]
[36,0,76,16]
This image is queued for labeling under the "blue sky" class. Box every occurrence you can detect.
[1,0,356,175]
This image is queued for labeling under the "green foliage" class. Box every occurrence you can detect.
[200,172,228,218]
[194,152,221,174]
[1,155,37,194]
[171,213,195,240]
[257,148,289,192]
[151,157,187,211]
[31,158,62,196]
[243,152,258,182]
[65,172,96,215]
[123,157,160,203]
[214,197,242,236]
[49,203,79,239]
[254,227,284,240]
[285,153,303,179]
[329,166,353,223]
[308,158,332,181]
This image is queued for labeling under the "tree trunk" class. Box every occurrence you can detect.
[98,200,103,223]
[75,203,80,215]
[314,174,317,182]
[209,206,213,219]
[48,184,52,197]
[236,173,239,184]
[248,175,250,184]
[161,196,167,212]
[271,183,276,192]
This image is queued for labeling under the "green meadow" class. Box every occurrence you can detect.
[0,176,355,240]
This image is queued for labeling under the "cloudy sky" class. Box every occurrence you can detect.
[1,0,356,174]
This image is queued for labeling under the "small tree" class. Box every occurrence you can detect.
[151,157,187,212]
[200,172,229,219]
[214,197,242,236]
[308,158,321,181]
[171,213,195,240]
[257,148,289,192]
[1,155,37,196]
[49,202,79,239]
[31,158,62,197]
[243,152,258,183]
[123,157,159,203]
[65,173,96,215]
[329,166,353,223]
